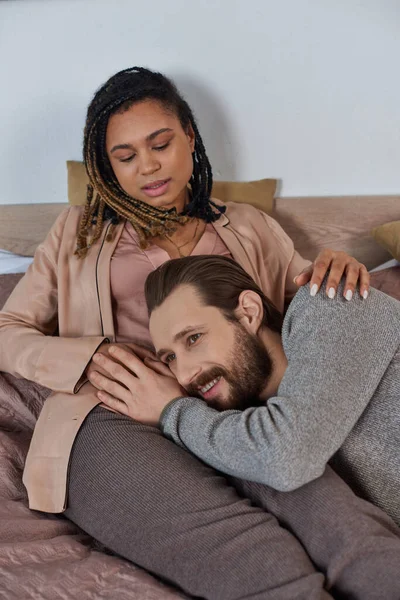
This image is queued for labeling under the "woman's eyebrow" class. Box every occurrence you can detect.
[110,128,173,154]
[146,127,173,142]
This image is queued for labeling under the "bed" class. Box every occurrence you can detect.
[0,190,399,599]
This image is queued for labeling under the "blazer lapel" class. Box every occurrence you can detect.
[96,220,125,340]
[211,201,261,286]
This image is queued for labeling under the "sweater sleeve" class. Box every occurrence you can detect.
[0,208,107,393]
[160,282,400,490]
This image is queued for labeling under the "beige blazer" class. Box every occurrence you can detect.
[0,200,309,513]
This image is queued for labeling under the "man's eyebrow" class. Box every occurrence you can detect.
[156,325,206,359]
[110,128,173,154]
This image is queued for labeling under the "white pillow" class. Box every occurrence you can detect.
[0,249,33,274]
[369,258,400,273]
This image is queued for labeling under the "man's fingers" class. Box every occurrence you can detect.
[90,359,134,402]
[86,362,113,381]
[107,345,149,378]
[144,357,175,378]
[97,390,129,416]
[123,343,157,361]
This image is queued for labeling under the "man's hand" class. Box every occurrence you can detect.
[86,341,157,381]
[88,345,185,426]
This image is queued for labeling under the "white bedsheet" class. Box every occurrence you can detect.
[0,250,34,274]
[369,258,399,273]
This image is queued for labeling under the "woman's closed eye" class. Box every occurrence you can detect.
[119,142,170,163]
[153,142,170,152]
[120,154,136,163]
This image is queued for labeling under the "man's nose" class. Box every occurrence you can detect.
[176,357,201,391]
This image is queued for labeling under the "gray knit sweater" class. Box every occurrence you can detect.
[160,281,400,525]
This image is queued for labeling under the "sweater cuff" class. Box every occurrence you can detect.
[160,396,199,446]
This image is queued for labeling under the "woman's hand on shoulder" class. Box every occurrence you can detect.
[294,249,370,300]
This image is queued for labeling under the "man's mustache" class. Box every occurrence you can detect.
[185,366,228,397]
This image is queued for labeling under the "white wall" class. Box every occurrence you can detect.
[1,0,400,204]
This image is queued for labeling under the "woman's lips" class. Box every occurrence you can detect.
[141,178,171,198]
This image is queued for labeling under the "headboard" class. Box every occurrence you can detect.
[0,195,398,271]
[272,195,398,269]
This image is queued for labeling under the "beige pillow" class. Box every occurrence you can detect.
[372,220,400,262]
[67,160,277,214]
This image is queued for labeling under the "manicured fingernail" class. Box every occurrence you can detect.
[93,353,102,361]
[293,276,298,284]
[310,284,318,297]
[109,346,116,354]
[363,290,369,300]
[345,290,353,301]
[328,287,336,299]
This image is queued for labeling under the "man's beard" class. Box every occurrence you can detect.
[185,323,273,411]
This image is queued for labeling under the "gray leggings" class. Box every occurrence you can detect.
[65,407,400,600]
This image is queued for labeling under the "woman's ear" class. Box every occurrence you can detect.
[187,123,195,152]
[235,290,264,334]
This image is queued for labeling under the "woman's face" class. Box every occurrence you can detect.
[105,99,195,213]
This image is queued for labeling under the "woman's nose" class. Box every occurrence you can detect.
[140,152,161,176]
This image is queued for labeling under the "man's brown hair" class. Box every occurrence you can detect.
[145,255,283,332]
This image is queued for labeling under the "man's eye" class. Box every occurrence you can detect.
[153,142,170,152]
[188,333,202,346]
[165,353,176,364]
[120,155,135,163]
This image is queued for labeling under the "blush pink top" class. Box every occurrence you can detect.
[110,222,233,348]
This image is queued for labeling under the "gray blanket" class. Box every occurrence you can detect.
[0,372,187,600]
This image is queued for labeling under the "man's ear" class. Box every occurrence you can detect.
[235,290,264,334]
